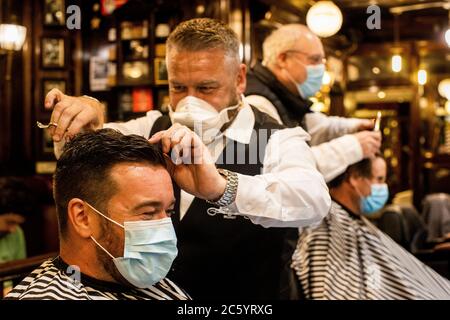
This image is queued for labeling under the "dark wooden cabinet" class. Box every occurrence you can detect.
[80,1,185,123]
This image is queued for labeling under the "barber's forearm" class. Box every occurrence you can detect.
[306,113,362,145]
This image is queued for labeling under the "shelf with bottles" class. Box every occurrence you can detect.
[120,20,149,40]
[116,86,169,121]
[116,18,152,86]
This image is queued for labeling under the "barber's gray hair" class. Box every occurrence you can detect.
[166,18,240,63]
[262,24,308,66]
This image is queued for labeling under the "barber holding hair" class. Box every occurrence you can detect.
[43,18,331,299]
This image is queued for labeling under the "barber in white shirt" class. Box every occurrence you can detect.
[44,18,330,299]
[245,24,382,182]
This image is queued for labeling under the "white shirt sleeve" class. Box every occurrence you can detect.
[311,134,363,183]
[246,95,365,149]
[103,110,163,137]
[305,112,364,146]
[227,127,331,228]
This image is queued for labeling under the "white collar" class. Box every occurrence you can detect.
[221,98,255,145]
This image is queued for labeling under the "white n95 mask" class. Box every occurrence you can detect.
[168,96,240,135]
[86,202,178,289]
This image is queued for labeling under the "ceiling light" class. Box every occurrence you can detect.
[306,1,343,38]
[438,78,450,99]
[418,69,427,85]
[391,55,402,73]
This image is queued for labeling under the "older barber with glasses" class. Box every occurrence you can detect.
[245,24,382,183]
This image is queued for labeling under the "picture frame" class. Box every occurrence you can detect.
[41,37,65,68]
[43,0,66,27]
[42,78,66,95]
[154,58,168,85]
[90,56,109,91]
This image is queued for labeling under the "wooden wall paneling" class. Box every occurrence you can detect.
[409,45,423,209]
[22,0,34,167]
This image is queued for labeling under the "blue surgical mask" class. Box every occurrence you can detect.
[360,183,389,216]
[286,64,325,99]
[298,64,325,98]
[86,202,178,288]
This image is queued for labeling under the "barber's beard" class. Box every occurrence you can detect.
[94,220,130,286]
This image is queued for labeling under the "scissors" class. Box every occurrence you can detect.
[374,111,382,132]
[36,121,58,129]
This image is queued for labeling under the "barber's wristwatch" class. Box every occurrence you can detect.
[206,169,238,207]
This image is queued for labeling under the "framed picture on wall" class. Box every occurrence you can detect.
[43,0,66,26]
[42,79,67,108]
[154,58,168,85]
[41,37,65,68]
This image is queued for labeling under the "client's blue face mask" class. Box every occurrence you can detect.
[86,202,178,288]
[360,183,389,216]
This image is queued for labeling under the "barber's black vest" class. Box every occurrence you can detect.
[150,107,299,300]
[245,62,313,129]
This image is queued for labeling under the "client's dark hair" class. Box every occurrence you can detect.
[54,129,166,237]
[328,154,384,189]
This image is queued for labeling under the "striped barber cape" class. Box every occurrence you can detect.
[292,201,450,300]
[5,257,190,300]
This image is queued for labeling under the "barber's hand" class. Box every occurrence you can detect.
[0,213,25,233]
[356,119,375,131]
[44,89,105,142]
[148,123,226,201]
[354,131,382,158]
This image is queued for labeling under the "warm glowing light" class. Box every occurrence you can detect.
[391,55,402,73]
[438,78,450,99]
[322,71,332,86]
[306,1,343,38]
[445,100,450,114]
[445,29,450,47]
[418,69,427,85]
[0,24,26,51]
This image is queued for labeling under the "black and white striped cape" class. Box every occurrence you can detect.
[291,201,450,300]
[5,257,190,300]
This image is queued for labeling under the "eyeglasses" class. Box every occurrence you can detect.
[284,50,326,65]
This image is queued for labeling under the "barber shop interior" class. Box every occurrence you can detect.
[0,0,450,302]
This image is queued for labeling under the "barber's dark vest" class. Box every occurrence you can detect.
[150,107,299,300]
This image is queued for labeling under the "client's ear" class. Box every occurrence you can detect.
[347,175,360,190]
[67,198,94,239]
